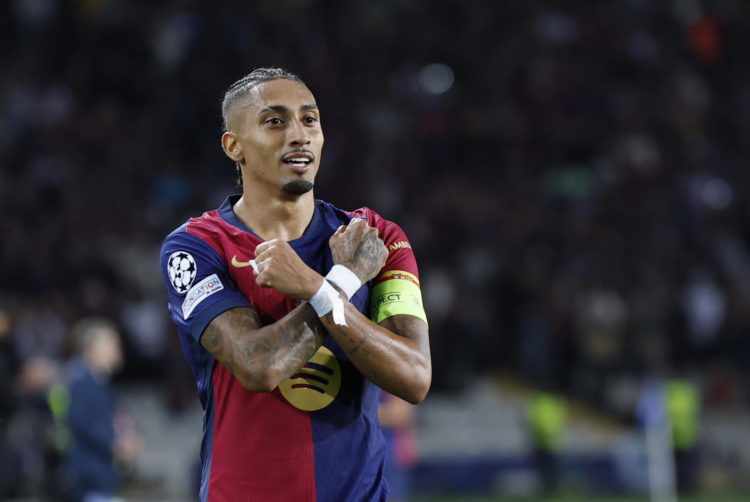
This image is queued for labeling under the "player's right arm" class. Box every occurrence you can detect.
[160,230,326,393]
[199,304,325,392]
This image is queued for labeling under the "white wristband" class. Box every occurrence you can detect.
[308,280,347,325]
[325,264,362,299]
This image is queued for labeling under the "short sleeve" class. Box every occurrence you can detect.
[160,229,252,341]
[353,210,427,326]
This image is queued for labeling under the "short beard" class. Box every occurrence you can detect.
[282,180,314,195]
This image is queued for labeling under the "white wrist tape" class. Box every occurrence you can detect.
[325,265,362,299]
[308,280,347,325]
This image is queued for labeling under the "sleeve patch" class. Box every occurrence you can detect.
[167,251,198,293]
[370,275,428,325]
[374,269,420,287]
[182,274,224,319]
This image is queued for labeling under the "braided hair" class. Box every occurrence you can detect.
[221,68,307,187]
[221,67,306,131]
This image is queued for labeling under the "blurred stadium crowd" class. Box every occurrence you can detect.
[2,0,750,497]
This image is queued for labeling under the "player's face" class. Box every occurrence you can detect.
[226,79,324,196]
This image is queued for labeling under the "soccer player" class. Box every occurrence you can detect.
[160,68,431,502]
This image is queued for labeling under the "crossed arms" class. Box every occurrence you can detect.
[199,219,431,404]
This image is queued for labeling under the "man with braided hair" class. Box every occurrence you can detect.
[160,68,431,501]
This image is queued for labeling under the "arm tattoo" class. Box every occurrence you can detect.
[347,330,374,356]
[200,305,327,387]
[380,315,430,351]
[333,313,430,382]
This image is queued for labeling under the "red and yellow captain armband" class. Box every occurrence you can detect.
[369,270,428,325]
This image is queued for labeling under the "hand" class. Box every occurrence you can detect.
[254,239,323,299]
[113,412,142,461]
[113,431,142,461]
[329,219,388,283]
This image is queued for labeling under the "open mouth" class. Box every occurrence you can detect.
[284,157,312,168]
[282,151,314,171]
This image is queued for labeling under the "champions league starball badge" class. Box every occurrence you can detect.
[167,251,197,294]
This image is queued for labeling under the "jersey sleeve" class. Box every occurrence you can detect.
[351,209,428,326]
[160,229,252,342]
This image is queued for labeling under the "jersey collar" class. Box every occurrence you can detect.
[218,195,323,247]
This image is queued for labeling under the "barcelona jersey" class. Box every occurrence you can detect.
[159,195,425,502]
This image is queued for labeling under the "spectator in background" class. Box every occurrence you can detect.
[64,317,141,502]
[379,391,419,502]
[0,304,21,498]
[17,354,61,497]
[680,267,726,360]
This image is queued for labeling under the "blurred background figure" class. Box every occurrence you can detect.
[666,377,701,494]
[63,317,142,502]
[0,303,22,498]
[637,373,702,501]
[525,388,567,495]
[379,391,419,502]
[1,300,64,500]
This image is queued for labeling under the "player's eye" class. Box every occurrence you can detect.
[265,117,283,125]
[303,115,318,125]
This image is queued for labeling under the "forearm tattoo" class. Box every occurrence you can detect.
[325,312,430,384]
[200,305,327,385]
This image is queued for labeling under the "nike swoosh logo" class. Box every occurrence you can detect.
[231,255,259,273]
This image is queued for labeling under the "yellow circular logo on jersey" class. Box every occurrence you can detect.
[279,346,341,411]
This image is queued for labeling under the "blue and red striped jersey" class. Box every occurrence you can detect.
[159,195,422,502]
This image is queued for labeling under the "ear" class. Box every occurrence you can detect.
[221,131,243,163]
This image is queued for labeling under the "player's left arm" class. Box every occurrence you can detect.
[320,306,430,404]
[320,218,431,404]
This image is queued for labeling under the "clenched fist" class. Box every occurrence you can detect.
[254,239,323,299]
[329,219,388,283]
